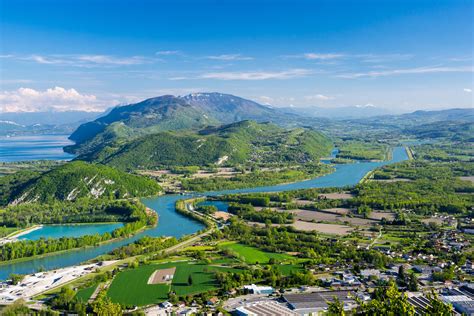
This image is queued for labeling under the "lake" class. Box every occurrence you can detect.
[0,135,75,162]
[0,147,409,279]
[18,223,124,241]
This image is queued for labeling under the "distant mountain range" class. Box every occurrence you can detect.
[280,105,391,119]
[354,108,474,126]
[0,111,104,135]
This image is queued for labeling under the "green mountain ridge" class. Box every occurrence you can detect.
[0,161,161,205]
[65,93,294,157]
[86,120,333,170]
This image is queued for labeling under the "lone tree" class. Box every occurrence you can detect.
[188,275,193,285]
[327,296,345,316]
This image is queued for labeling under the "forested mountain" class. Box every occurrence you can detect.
[83,120,333,170]
[0,161,161,205]
[65,93,293,157]
[403,121,474,141]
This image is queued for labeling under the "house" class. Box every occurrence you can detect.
[206,296,219,306]
[360,269,381,279]
[160,301,173,309]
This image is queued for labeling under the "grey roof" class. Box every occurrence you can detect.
[283,291,355,310]
[237,301,297,316]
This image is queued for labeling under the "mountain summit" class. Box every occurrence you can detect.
[66,93,292,157]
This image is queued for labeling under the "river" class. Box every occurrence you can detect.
[0,146,408,279]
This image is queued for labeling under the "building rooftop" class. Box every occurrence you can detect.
[236,301,297,316]
[283,291,355,310]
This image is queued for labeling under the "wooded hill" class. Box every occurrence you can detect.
[82,120,333,170]
[0,161,161,205]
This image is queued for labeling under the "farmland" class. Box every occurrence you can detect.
[106,261,242,306]
[74,284,97,303]
[218,242,294,264]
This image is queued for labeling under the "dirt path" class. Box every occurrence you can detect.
[367,229,382,249]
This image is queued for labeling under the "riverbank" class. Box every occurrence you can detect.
[0,223,152,266]
[0,225,43,245]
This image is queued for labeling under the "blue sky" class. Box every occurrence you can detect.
[0,0,472,113]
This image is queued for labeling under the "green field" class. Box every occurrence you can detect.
[107,261,241,306]
[219,242,293,264]
[275,264,305,276]
[75,284,98,302]
[107,264,170,306]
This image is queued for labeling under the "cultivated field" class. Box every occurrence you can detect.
[318,192,355,199]
[107,261,241,306]
[291,221,354,235]
[291,209,375,226]
[368,211,395,221]
[219,242,293,264]
[75,284,98,302]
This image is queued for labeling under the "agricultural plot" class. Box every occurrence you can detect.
[219,242,293,264]
[75,284,98,302]
[107,261,241,306]
[292,209,375,226]
[292,221,354,235]
[275,264,305,275]
[107,264,170,306]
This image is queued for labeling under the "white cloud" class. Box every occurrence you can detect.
[206,54,254,61]
[464,88,472,93]
[26,55,66,64]
[357,53,413,63]
[305,94,334,101]
[198,69,312,80]
[76,55,148,65]
[303,53,344,60]
[337,66,474,78]
[0,87,109,112]
[282,53,344,60]
[11,54,152,67]
[155,50,182,56]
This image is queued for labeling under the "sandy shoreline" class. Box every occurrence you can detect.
[0,225,43,245]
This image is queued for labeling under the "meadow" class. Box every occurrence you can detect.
[74,284,97,303]
[219,242,293,264]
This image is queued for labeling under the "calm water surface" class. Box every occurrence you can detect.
[0,147,408,279]
[19,223,124,241]
[0,135,75,162]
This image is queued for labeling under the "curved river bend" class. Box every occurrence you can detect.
[0,147,408,279]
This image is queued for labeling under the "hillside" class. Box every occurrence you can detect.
[66,93,294,157]
[86,120,333,170]
[403,121,474,142]
[0,161,161,205]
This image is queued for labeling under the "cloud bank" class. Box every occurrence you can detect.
[0,87,108,112]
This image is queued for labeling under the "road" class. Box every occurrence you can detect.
[164,228,215,254]
[367,229,382,249]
